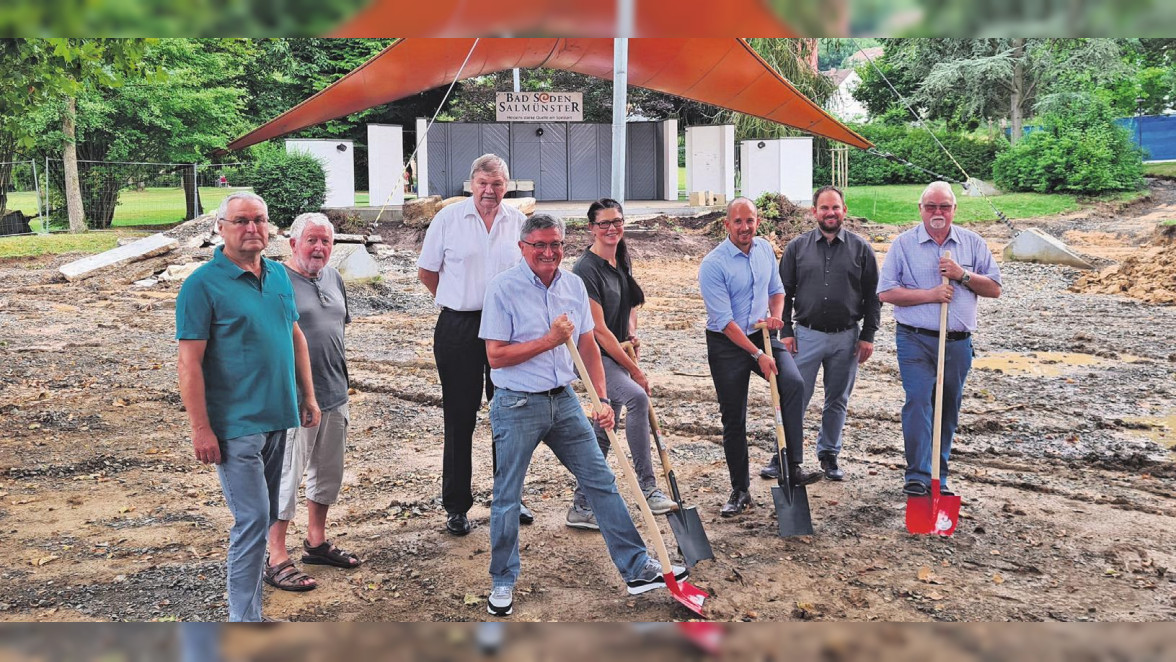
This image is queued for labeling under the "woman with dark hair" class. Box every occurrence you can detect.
[566,199,676,530]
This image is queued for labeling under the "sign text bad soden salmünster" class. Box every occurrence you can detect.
[496,91,583,122]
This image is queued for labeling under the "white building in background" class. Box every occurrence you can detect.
[824,68,869,123]
[823,46,883,124]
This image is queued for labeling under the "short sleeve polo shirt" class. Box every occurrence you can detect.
[176,246,301,440]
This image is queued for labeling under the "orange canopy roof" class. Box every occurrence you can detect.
[330,0,797,38]
[225,38,872,152]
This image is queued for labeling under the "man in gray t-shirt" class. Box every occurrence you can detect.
[265,214,362,593]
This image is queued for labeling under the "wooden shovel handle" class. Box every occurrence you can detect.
[931,250,951,484]
[565,338,676,578]
[621,341,676,479]
[752,322,789,456]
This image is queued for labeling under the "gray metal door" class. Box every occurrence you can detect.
[626,122,659,200]
[511,123,569,201]
[569,124,612,200]
[426,124,449,197]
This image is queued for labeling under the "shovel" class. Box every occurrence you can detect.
[621,342,714,568]
[754,323,814,537]
[905,250,962,536]
[565,338,708,617]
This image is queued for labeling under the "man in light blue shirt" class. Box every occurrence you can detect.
[479,213,686,617]
[698,198,822,519]
[878,181,1002,498]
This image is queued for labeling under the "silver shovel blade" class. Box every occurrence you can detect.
[772,484,814,537]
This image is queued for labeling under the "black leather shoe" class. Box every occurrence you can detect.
[819,453,845,481]
[719,489,752,517]
[446,512,471,536]
[519,500,534,525]
[789,465,823,487]
[759,454,780,480]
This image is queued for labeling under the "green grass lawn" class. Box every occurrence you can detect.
[0,229,151,259]
[7,186,247,231]
[1144,162,1176,178]
[845,184,1147,225]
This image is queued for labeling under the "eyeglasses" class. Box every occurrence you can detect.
[520,239,565,252]
[310,278,329,306]
[224,216,269,227]
[920,203,954,212]
[591,219,624,229]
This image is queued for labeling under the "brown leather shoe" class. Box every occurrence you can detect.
[789,465,823,487]
[719,489,752,517]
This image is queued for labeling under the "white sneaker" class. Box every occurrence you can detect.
[644,488,678,515]
[626,558,689,595]
[487,585,513,616]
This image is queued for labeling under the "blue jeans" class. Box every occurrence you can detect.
[217,430,286,622]
[179,623,221,662]
[793,324,861,458]
[489,386,650,589]
[895,326,972,490]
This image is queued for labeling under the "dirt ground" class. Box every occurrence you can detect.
[0,181,1174,628]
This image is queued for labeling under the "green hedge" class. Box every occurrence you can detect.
[993,98,1143,194]
[815,124,1007,186]
[249,149,327,227]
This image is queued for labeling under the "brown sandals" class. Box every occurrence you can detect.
[301,539,362,569]
[264,558,317,592]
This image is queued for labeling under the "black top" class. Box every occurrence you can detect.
[779,227,881,343]
[573,248,633,344]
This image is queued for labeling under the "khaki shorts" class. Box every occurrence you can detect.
[276,403,349,521]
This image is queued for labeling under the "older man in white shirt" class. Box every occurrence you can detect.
[417,154,534,536]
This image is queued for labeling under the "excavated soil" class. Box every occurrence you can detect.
[0,183,1174,631]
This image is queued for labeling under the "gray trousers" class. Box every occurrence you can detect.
[794,324,861,458]
[574,354,656,509]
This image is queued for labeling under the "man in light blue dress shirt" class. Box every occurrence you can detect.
[877,182,1002,497]
[478,213,686,617]
[698,198,823,519]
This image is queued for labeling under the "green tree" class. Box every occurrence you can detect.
[852,38,1127,144]
[10,39,154,232]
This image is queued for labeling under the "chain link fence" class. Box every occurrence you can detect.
[36,159,247,233]
[0,160,46,235]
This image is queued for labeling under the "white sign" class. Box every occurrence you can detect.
[496,91,583,122]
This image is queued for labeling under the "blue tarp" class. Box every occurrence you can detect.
[1008,114,1176,162]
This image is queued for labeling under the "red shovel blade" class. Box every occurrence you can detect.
[665,573,708,617]
[905,480,961,536]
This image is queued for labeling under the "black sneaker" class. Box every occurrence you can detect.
[519,500,535,525]
[446,512,471,536]
[819,453,845,481]
[626,558,690,595]
[789,465,823,486]
[902,480,929,497]
[487,585,513,616]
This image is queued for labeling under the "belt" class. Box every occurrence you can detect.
[800,321,857,334]
[898,323,971,341]
[521,386,568,397]
[441,307,481,315]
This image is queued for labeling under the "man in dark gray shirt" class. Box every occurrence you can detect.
[265,213,361,593]
[764,185,880,483]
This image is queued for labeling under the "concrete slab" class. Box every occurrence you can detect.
[1003,228,1094,270]
[329,243,381,281]
[59,234,179,282]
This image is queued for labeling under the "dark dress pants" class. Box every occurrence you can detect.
[706,329,806,491]
[434,308,495,515]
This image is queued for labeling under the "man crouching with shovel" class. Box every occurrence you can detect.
[478,213,688,617]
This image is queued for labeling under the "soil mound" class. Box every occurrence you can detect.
[1071,239,1176,304]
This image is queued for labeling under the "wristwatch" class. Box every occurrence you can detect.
[752,350,765,360]
[960,271,973,285]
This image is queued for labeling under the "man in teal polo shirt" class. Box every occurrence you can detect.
[176,191,320,622]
